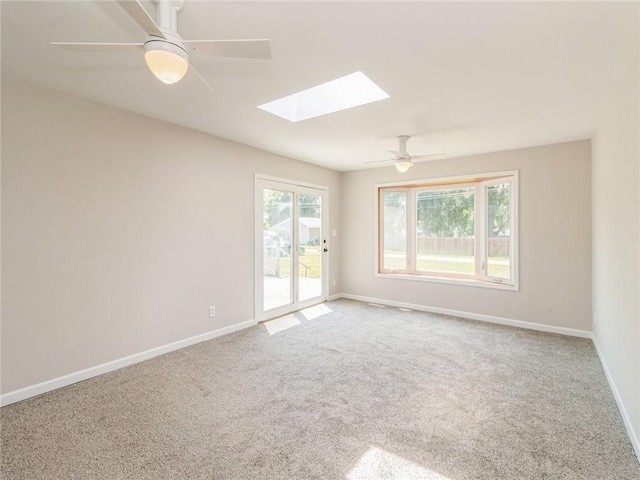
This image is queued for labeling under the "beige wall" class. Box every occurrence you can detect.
[1,79,341,394]
[592,49,639,449]
[341,140,592,331]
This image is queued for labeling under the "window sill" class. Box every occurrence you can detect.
[375,272,519,291]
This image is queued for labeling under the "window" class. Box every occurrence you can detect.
[257,71,389,122]
[378,171,517,289]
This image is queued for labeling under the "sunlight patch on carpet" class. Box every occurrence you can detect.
[300,303,333,320]
[347,447,451,480]
[264,314,301,335]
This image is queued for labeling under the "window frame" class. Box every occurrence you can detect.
[376,170,519,291]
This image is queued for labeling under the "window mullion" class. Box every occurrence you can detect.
[508,179,516,283]
[475,184,486,280]
[378,189,385,272]
[407,189,416,273]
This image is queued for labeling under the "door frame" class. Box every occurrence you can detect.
[254,174,330,322]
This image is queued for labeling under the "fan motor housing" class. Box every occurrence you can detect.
[144,30,189,63]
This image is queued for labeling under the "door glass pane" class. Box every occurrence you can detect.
[298,193,322,302]
[382,191,407,270]
[263,188,293,311]
[416,188,475,275]
[486,183,511,279]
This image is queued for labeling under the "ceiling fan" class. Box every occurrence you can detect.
[365,135,447,172]
[51,0,271,93]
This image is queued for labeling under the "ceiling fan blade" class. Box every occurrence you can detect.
[183,39,272,59]
[364,158,395,164]
[190,64,215,96]
[116,0,165,39]
[412,153,448,162]
[51,42,143,52]
[388,150,400,155]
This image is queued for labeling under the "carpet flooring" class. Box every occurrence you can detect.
[1,299,638,479]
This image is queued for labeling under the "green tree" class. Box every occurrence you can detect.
[299,194,321,218]
[263,190,292,229]
[487,183,510,237]
[382,191,407,236]
[417,189,474,237]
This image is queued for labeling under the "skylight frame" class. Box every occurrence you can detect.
[257,71,390,122]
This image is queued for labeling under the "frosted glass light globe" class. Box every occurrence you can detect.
[395,160,413,173]
[144,44,189,84]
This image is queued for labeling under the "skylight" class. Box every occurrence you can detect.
[257,71,389,122]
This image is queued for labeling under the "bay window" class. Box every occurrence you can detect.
[378,171,518,289]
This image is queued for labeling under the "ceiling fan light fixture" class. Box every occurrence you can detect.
[395,160,413,173]
[144,41,189,84]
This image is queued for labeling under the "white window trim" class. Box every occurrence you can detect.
[375,170,519,291]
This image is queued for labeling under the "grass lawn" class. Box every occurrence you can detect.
[270,248,510,280]
[416,257,475,274]
[276,245,322,278]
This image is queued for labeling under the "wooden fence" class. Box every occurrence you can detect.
[418,236,510,257]
[385,236,510,258]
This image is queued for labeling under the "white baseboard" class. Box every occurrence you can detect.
[327,294,343,302]
[0,319,257,407]
[337,293,593,338]
[592,336,640,461]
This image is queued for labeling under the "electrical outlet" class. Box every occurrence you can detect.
[593,312,597,325]
[209,306,216,318]
[332,279,336,287]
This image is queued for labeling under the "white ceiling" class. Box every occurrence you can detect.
[2,1,638,171]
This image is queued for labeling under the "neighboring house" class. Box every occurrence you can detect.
[276,217,321,245]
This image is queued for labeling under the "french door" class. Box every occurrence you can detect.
[255,177,328,321]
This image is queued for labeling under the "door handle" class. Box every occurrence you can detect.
[323,248,328,253]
